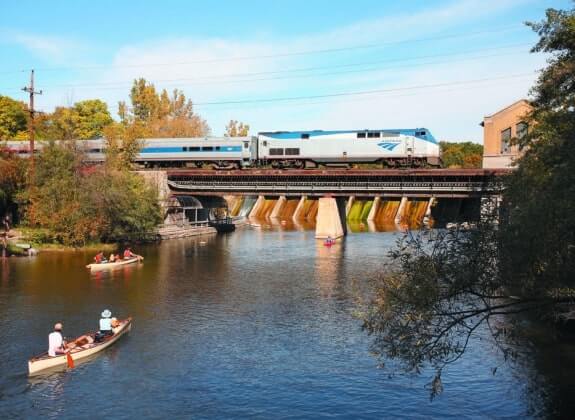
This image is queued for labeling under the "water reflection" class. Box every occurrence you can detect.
[0,229,573,418]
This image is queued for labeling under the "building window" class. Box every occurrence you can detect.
[285,148,300,155]
[301,134,309,139]
[516,122,528,139]
[189,146,200,152]
[202,146,214,152]
[501,127,511,154]
[215,146,221,151]
[269,148,284,156]
[357,132,366,138]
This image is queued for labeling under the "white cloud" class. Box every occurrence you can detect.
[11,0,540,138]
[5,32,80,63]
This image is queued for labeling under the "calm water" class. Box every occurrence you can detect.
[1,228,574,418]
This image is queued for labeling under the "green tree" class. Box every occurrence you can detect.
[361,5,575,395]
[0,95,28,140]
[72,99,113,139]
[37,100,113,140]
[225,120,250,136]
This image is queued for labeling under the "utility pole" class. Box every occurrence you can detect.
[22,69,42,178]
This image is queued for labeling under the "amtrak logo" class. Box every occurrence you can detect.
[378,142,401,151]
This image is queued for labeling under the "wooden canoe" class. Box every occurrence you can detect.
[28,317,132,376]
[86,257,142,271]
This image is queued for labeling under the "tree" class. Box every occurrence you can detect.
[22,139,161,246]
[72,99,113,139]
[0,151,26,219]
[37,100,113,140]
[225,120,250,137]
[119,79,210,137]
[0,95,28,140]
[439,141,483,168]
[361,5,575,396]
[102,122,146,170]
[129,78,160,122]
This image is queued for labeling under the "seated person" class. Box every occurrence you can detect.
[48,323,69,357]
[94,251,107,264]
[109,253,116,263]
[99,309,114,336]
[123,247,136,259]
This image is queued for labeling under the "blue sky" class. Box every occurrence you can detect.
[0,0,571,141]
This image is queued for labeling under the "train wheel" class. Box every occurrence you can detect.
[292,160,305,169]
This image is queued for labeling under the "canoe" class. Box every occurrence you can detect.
[86,257,142,271]
[28,317,132,376]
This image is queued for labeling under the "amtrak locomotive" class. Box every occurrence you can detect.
[1,128,440,168]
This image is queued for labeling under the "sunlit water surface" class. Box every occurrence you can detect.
[1,228,574,418]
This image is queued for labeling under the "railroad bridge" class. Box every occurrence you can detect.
[141,169,510,239]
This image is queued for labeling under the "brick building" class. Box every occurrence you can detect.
[481,99,532,169]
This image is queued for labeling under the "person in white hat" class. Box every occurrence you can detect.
[48,322,69,357]
[99,309,113,336]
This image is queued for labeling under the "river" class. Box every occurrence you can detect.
[0,227,574,418]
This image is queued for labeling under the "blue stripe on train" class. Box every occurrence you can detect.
[141,146,243,153]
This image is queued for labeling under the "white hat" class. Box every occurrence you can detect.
[54,323,63,330]
[101,309,112,318]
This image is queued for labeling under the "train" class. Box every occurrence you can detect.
[1,128,440,169]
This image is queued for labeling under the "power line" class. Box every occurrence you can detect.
[5,25,525,73]
[0,42,531,92]
[191,72,536,107]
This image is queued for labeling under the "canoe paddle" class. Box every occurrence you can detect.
[66,351,74,369]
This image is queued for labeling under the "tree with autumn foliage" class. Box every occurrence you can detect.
[439,141,483,168]
[20,139,161,246]
[118,78,210,137]
[225,120,250,136]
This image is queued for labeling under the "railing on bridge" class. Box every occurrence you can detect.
[166,169,507,198]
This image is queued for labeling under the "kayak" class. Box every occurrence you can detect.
[86,257,142,271]
[28,317,132,376]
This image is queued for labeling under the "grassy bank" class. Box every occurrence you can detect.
[10,227,118,252]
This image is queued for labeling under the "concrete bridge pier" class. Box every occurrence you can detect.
[270,195,286,218]
[315,197,347,239]
[394,197,408,226]
[367,196,381,221]
[423,197,436,226]
[293,196,307,221]
[345,196,355,217]
[249,195,265,218]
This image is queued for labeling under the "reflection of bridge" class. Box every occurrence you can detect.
[166,168,509,198]
[141,169,510,239]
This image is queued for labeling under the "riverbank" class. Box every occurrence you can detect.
[3,227,119,254]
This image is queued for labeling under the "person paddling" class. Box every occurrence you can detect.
[94,251,107,264]
[48,323,69,357]
[123,247,141,260]
[99,309,114,337]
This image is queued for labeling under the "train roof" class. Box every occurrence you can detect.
[258,129,437,143]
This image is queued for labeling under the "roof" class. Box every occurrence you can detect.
[483,99,532,120]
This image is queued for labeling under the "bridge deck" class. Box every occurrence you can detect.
[165,168,510,198]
